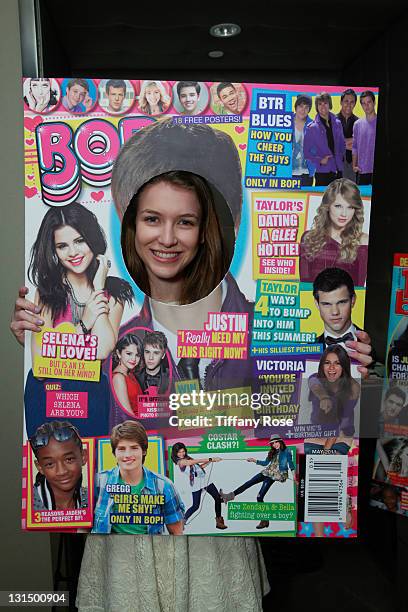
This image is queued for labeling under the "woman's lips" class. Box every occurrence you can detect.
[68,256,84,266]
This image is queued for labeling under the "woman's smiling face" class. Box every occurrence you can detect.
[323,353,343,382]
[118,343,140,372]
[146,85,161,106]
[134,181,202,294]
[54,225,93,275]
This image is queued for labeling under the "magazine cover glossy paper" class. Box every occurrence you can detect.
[22,78,378,536]
[370,254,408,518]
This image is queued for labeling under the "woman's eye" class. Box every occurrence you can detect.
[179,219,195,226]
[144,216,159,223]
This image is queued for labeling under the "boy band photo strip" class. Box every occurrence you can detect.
[22,78,377,536]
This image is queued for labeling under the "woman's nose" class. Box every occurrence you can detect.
[159,223,177,247]
[68,242,79,256]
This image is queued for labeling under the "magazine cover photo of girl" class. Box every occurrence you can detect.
[111,333,143,416]
[138,80,171,116]
[171,442,228,530]
[23,77,60,113]
[28,202,134,360]
[220,435,296,530]
[301,344,361,456]
[300,178,369,287]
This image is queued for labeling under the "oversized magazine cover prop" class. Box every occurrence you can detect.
[23,78,377,536]
[370,254,408,517]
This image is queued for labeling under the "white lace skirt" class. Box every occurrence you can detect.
[76,535,269,612]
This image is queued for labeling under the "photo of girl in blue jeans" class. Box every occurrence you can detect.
[220,434,296,529]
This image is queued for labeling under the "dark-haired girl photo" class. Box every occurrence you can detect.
[23,77,59,113]
[28,202,133,359]
[171,442,227,530]
[308,344,360,439]
[220,435,296,529]
[112,333,143,415]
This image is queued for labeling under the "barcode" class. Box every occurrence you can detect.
[304,455,348,523]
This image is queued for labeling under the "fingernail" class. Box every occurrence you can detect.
[37,319,44,325]
[35,306,41,314]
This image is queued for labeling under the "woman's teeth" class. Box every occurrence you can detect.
[153,251,178,259]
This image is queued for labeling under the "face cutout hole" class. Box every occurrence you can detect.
[121,170,235,305]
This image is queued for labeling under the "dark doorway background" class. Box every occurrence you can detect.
[21,2,408,610]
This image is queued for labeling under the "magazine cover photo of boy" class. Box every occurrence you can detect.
[92,420,184,534]
[30,420,88,511]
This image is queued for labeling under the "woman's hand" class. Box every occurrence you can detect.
[10,286,44,346]
[93,255,110,291]
[320,155,332,166]
[81,290,109,331]
[35,91,50,113]
[345,330,373,378]
[247,458,257,463]
[320,398,333,414]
